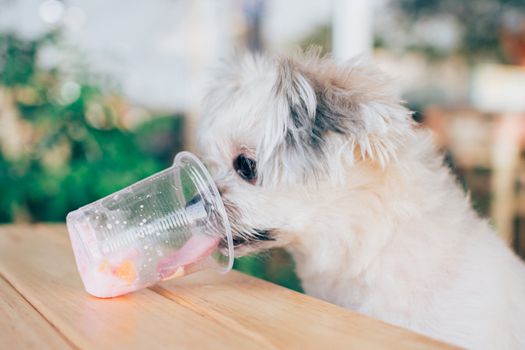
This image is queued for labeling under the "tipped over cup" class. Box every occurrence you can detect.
[66,151,234,298]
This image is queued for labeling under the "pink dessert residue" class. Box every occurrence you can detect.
[157,234,220,280]
[74,231,220,298]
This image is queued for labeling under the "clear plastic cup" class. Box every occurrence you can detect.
[66,151,234,298]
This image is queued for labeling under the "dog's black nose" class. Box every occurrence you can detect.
[186,193,202,208]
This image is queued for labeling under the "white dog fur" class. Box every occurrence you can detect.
[197,49,525,349]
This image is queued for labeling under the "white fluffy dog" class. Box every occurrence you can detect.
[197,49,525,349]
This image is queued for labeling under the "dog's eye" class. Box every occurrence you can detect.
[233,154,257,183]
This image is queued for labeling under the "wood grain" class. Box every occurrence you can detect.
[0,225,262,349]
[0,225,458,349]
[0,275,73,350]
[154,273,457,350]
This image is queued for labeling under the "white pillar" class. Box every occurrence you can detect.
[332,0,373,60]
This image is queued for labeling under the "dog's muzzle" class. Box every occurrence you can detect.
[219,229,275,250]
[234,229,274,246]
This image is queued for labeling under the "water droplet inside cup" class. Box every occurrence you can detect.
[106,223,112,229]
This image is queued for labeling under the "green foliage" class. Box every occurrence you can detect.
[234,249,303,292]
[299,24,332,55]
[0,32,182,222]
[0,33,41,86]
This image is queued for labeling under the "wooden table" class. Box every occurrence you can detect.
[0,225,456,349]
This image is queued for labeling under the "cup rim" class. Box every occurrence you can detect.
[173,151,234,274]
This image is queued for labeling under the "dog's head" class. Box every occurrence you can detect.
[198,49,414,256]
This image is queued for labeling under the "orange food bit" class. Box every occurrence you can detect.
[98,260,109,273]
[113,260,137,284]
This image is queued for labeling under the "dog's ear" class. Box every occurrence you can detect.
[257,53,413,186]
